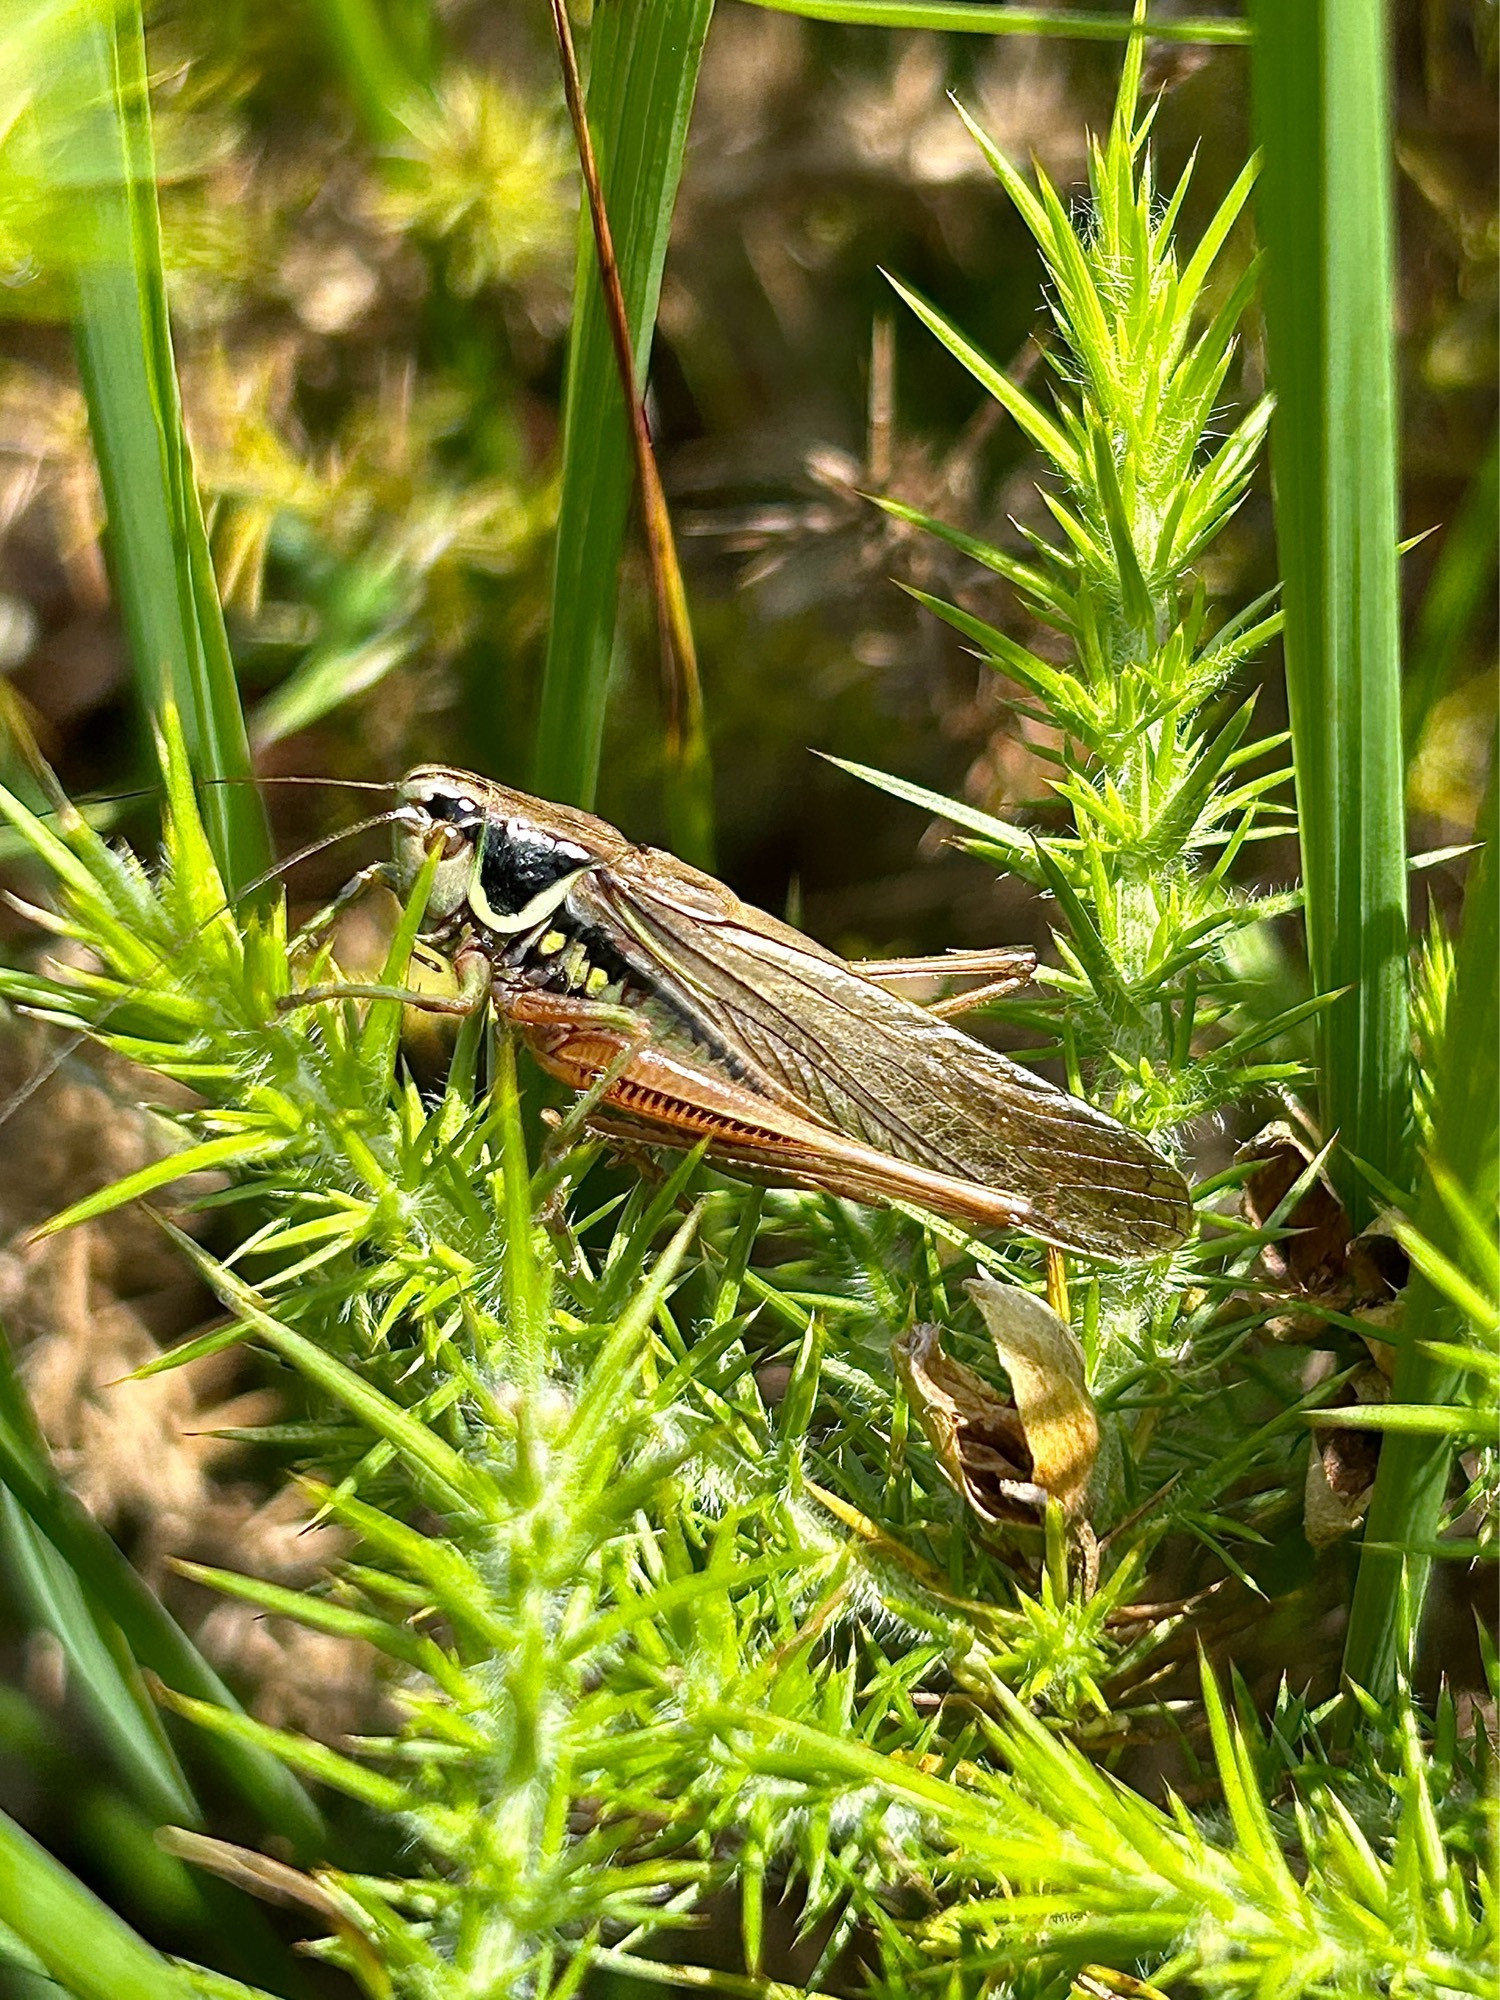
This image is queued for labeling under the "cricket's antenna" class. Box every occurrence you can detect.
[18,774,401,823]
[0,806,408,1137]
[198,776,401,794]
[230,807,407,905]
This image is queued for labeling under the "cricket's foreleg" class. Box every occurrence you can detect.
[852,947,1036,1018]
[277,944,493,1018]
[289,861,400,956]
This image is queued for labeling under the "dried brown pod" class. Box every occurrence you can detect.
[1304,1366,1389,1547]
[1238,1122,1409,1352]
[1238,1124,1410,1542]
[1239,1122,1352,1317]
[892,1277,1100,1526]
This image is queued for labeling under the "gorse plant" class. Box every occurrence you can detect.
[829,47,1318,1616]
[1,725,1490,2000]
[865,40,1290,1141]
[0,24,1492,2000]
[830,38,1318,1472]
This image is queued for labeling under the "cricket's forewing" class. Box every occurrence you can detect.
[572,849,1192,1260]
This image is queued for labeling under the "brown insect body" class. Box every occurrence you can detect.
[385,766,1191,1261]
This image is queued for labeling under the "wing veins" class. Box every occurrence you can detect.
[579,866,1191,1254]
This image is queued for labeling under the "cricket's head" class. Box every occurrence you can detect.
[394,766,623,933]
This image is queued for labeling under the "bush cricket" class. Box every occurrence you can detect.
[284,767,1192,1260]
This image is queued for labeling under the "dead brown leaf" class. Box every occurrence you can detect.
[893,1279,1100,1525]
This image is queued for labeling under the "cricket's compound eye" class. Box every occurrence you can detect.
[422,789,480,834]
[392,772,484,924]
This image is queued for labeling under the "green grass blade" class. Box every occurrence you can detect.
[1343,761,1497,1701]
[739,0,1248,41]
[534,0,714,812]
[0,1491,198,1827]
[1252,0,1410,1225]
[305,0,428,142]
[0,1326,325,1852]
[0,1803,199,2000]
[1311,1403,1492,1439]
[58,0,269,893]
[1403,432,1499,762]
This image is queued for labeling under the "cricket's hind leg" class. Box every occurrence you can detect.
[503,988,1036,1234]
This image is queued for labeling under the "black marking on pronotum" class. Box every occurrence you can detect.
[476,821,594,926]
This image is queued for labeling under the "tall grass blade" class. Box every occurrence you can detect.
[58,0,270,893]
[1343,762,1497,1700]
[0,1326,324,1852]
[1403,433,1498,761]
[534,0,714,830]
[740,0,1248,39]
[0,1491,198,1827]
[0,1803,199,2000]
[1252,0,1410,1224]
[306,0,428,141]
[547,0,713,866]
